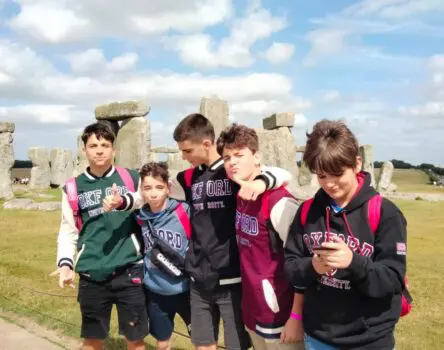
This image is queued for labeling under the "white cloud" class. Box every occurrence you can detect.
[0,104,85,125]
[9,0,233,44]
[264,42,295,64]
[398,102,444,117]
[344,0,444,19]
[66,49,138,75]
[322,90,341,103]
[304,0,444,66]
[303,29,349,66]
[166,7,287,69]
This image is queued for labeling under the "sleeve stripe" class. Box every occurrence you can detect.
[58,258,74,268]
[263,171,276,189]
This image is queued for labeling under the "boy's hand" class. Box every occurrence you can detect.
[232,175,266,201]
[280,317,303,344]
[315,236,354,269]
[50,266,75,289]
[102,183,121,212]
[312,254,333,275]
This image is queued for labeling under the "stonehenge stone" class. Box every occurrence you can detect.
[29,147,50,190]
[255,127,299,190]
[115,117,151,169]
[151,146,180,154]
[167,153,189,173]
[377,161,395,192]
[263,113,295,130]
[50,149,73,187]
[95,101,150,121]
[199,96,229,139]
[98,120,120,136]
[0,121,15,200]
[0,121,14,133]
[359,144,375,187]
[298,161,318,187]
[73,134,88,177]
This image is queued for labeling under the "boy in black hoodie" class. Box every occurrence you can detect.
[284,120,407,350]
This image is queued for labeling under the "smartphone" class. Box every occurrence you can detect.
[313,246,337,252]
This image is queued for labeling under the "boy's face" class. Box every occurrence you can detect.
[177,139,211,167]
[222,146,259,181]
[141,175,169,210]
[83,134,115,169]
[316,157,362,204]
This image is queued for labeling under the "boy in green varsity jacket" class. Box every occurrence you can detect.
[51,123,148,350]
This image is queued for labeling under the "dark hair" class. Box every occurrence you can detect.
[173,113,215,143]
[303,119,359,176]
[81,122,116,146]
[139,162,169,183]
[216,123,259,155]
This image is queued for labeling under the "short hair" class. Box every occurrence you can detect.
[81,122,115,146]
[173,113,215,143]
[216,123,259,155]
[303,119,359,176]
[139,162,169,183]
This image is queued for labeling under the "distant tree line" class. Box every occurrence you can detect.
[374,159,444,175]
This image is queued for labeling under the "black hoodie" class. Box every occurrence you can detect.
[284,172,407,349]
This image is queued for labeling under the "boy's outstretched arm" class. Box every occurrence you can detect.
[51,191,77,288]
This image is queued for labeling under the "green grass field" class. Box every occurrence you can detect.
[375,168,444,194]
[1,170,444,349]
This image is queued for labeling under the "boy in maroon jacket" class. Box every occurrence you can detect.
[217,124,305,350]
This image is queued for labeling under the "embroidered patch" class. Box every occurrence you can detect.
[396,242,406,255]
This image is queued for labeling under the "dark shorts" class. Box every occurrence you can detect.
[77,264,149,341]
[190,282,250,349]
[146,290,191,341]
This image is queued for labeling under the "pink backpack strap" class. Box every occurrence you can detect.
[176,203,192,240]
[367,194,382,234]
[115,167,135,192]
[65,177,82,232]
[184,168,195,188]
[300,198,314,226]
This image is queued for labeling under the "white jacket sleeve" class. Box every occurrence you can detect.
[56,191,78,269]
[270,197,299,245]
[260,165,292,189]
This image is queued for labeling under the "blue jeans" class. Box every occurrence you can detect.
[304,334,337,350]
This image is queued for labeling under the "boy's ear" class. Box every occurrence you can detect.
[202,139,213,149]
[354,156,362,174]
[254,151,261,166]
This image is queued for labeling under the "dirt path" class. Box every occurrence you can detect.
[0,311,81,350]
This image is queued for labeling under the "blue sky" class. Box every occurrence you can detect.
[0,0,443,165]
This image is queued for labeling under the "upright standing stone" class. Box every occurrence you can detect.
[167,153,189,172]
[0,122,15,200]
[199,95,229,140]
[298,161,318,187]
[255,127,299,190]
[73,134,88,177]
[359,144,375,187]
[115,117,150,169]
[29,147,50,190]
[377,161,395,192]
[50,149,73,187]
